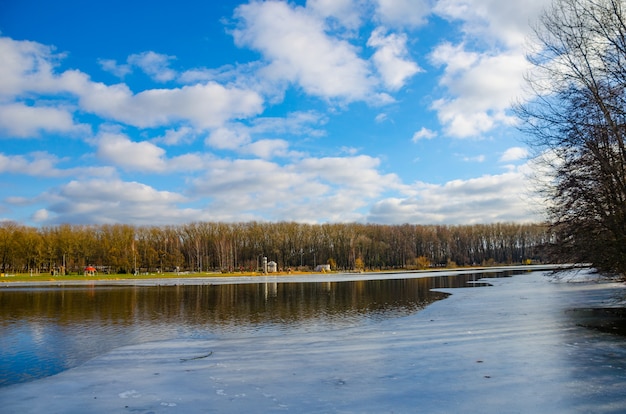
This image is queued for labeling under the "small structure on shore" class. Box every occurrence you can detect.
[315,264,331,272]
[267,261,277,273]
[84,266,97,276]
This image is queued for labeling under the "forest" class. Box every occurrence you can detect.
[0,221,551,275]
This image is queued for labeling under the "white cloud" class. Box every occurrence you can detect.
[187,154,402,223]
[127,51,177,82]
[95,130,206,173]
[368,166,543,224]
[500,146,529,162]
[96,131,167,172]
[307,0,364,30]
[0,37,60,100]
[424,1,552,139]
[0,152,64,177]
[434,0,548,48]
[374,0,432,28]
[100,51,177,82]
[190,158,329,221]
[429,43,530,137]
[232,1,376,103]
[0,103,90,138]
[40,179,199,225]
[367,27,421,90]
[462,154,485,162]
[153,127,197,145]
[250,111,328,137]
[205,111,326,156]
[78,81,264,129]
[297,155,402,198]
[242,139,295,159]
[0,151,115,178]
[206,127,251,150]
[98,58,132,78]
[0,37,264,130]
[412,127,437,141]
[31,209,50,223]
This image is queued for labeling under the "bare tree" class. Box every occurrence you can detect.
[517,0,626,275]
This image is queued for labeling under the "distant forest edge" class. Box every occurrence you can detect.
[0,221,556,275]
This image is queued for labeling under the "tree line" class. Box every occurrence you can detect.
[0,221,551,275]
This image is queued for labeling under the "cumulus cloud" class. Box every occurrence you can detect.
[423,1,551,139]
[96,131,168,172]
[206,126,251,150]
[297,155,401,198]
[368,166,543,224]
[205,111,326,156]
[374,0,432,28]
[189,158,329,221]
[0,103,90,138]
[188,154,402,222]
[500,146,529,162]
[78,81,264,129]
[98,58,132,78]
[242,139,296,159]
[232,1,376,103]
[0,37,60,99]
[100,51,177,82]
[0,151,115,178]
[0,37,264,130]
[307,0,364,30]
[127,51,177,82]
[434,0,547,48]
[367,27,421,90]
[39,179,201,225]
[429,42,529,137]
[0,152,66,177]
[153,127,197,146]
[0,0,550,227]
[412,127,437,142]
[95,130,207,173]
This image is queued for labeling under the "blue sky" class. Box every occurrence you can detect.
[0,0,549,226]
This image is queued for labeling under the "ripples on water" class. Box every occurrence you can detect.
[0,272,514,387]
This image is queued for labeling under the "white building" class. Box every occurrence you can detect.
[267,261,277,273]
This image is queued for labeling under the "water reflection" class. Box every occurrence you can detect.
[0,271,513,387]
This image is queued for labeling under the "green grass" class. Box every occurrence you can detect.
[0,270,319,283]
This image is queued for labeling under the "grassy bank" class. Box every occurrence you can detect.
[0,270,320,283]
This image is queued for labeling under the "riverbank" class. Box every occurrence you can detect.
[0,263,570,287]
[1,268,625,413]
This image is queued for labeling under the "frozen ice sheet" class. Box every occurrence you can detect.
[1,270,625,413]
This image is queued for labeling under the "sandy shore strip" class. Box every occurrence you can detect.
[0,264,570,287]
[1,269,625,413]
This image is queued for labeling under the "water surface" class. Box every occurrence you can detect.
[0,271,511,387]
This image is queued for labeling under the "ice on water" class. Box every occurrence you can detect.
[1,269,626,413]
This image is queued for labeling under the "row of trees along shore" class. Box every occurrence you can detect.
[517,0,626,275]
[0,221,551,275]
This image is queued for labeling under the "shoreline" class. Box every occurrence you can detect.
[0,264,573,288]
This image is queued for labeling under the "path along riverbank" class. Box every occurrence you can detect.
[0,263,571,287]
[1,268,625,413]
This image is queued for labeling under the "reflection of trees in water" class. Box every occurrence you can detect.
[0,271,517,329]
[0,271,522,387]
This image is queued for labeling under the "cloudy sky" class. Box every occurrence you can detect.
[0,0,550,226]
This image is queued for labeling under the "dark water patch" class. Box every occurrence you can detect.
[567,307,626,336]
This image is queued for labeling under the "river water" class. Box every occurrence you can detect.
[0,271,504,387]
[2,269,626,413]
